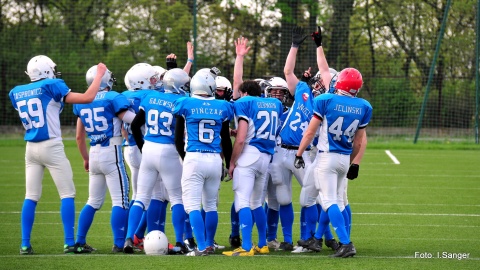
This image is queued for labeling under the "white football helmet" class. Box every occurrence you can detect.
[124,68,133,90]
[196,67,221,79]
[144,230,169,255]
[25,55,59,81]
[215,76,232,91]
[190,71,216,97]
[153,65,167,89]
[328,68,338,93]
[163,68,191,95]
[85,65,115,91]
[264,77,289,103]
[128,63,159,90]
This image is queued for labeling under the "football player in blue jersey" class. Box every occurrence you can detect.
[9,55,107,255]
[123,67,191,254]
[267,25,331,252]
[222,79,283,257]
[121,64,157,251]
[173,70,234,256]
[73,64,136,253]
[294,66,373,258]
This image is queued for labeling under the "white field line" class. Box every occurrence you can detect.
[385,150,400,164]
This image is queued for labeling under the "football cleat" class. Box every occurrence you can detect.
[184,237,197,252]
[213,240,225,250]
[186,249,208,256]
[291,246,313,253]
[112,245,124,253]
[20,246,34,255]
[64,244,76,254]
[222,247,254,257]
[277,242,294,251]
[325,238,340,251]
[205,246,216,255]
[133,235,144,251]
[297,237,322,252]
[72,243,93,254]
[228,235,242,249]
[330,242,356,258]
[267,239,280,249]
[123,238,134,254]
[253,245,269,254]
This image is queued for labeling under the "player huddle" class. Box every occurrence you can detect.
[9,26,372,258]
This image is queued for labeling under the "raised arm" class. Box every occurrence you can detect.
[284,26,307,96]
[65,63,106,104]
[312,26,332,90]
[183,41,194,75]
[233,37,251,100]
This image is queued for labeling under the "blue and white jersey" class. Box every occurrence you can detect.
[140,91,184,144]
[233,96,283,155]
[314,93,373,154]
[121,89,151,146]
[9,79,70,142]
[173,96,233,153]
[279,81,314,146]
[73,90,131,147]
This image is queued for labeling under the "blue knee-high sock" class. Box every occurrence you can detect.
[21,199,37,247]
[146,199,162,233]
[314,208,330,240]
[238,207,253,251]
[300,207,307,240]
[264,202,269,215]
[184,210,193,239]
[76,204,97,245]
[303,205,318,240]
[159,200,168,233]
[111,206,128,248]
[126,204,144,240]
[230,202,240,237]
[266,208,279,241]
[279,203,294,244]
[60,198,75,246]
[252,207,267,247]
[189,210,206,251]
[135,212,147,238]
[341,208,350,239]
[345,204,352,237]
[326,204,349,245]
[172,204,186,243]
[205,211,218,247]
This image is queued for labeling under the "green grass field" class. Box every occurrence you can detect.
[0,138,479,269]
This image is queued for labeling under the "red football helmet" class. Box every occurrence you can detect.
[334,68,363,96]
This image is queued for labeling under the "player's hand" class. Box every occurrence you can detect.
[292,26,308,48]
[166,54,177,70]
[301,67,312,82]
[228,163,235,179]
[96,63,107,76]
[294,155,305,169]
[347,164,359,180]
[230,128,237,137]
[235,37,251,57]
[311,26,323,47]
[83,160,89,172]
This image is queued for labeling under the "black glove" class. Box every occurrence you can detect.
[166,56,177,70]
[347,164,359,180]
[294,155,305,169]
[301,70,312,82]
[311,26,323,47]
[292,26,308,48]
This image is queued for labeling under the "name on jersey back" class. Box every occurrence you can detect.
[190,107,224,116]
[13,88,42,99]
[257,101,278,109]
[334,104,362,115]
[149,98,174,109]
